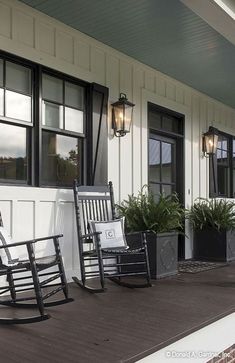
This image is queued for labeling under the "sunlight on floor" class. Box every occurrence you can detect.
[137,313,235,363]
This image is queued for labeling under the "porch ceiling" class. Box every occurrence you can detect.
[18,0,235,109]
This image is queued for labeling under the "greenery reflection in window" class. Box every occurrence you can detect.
[41,131,80,186]
[0,123,27,182]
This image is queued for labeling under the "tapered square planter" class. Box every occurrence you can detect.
[125,231,178,279]
[194,228,235,262]
[146,232,178,279]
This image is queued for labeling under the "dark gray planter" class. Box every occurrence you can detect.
[194,228,235,262]
[125,231,178,279]
[146,232,178,279]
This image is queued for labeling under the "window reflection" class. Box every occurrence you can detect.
[65,82,84,110]
[6,61,31,95]
[41,131,80,186]
[42,101,63,129]
[65,107,83,133]
[42,74,63,103]
[0,123,27,182]
[5,90,31,122]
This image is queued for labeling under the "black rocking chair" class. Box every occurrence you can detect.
[0,213,73,324]
[72,180,152,293]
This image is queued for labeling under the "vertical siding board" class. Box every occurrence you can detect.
[176,86,184,105]
[106,54,120,201]
[36,20,55,56]
[144,70,155,93]
[0,2,11,38]
[214,104,221,128]
[119,59,133,201]
[75,40,90,71]
[90,46,106,85]
[191,95,200,201]
[133,66,145,195]
[12,9,35,48]
[156,74,166,97]
[56,30,74,64]
[199,99,207,197]
[166,82,176,102]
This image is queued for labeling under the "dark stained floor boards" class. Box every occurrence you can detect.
[0,262,235,363]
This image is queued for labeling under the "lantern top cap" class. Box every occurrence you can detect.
[204,126,219,136]
[111,93,135,107]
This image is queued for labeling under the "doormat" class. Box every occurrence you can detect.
[178,260,229,274]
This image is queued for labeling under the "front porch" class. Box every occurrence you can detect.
[1,262,235,363]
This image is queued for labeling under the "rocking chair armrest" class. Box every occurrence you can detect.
[0,234,63,249]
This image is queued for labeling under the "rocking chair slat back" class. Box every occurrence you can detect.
[72,180,152,292]
[73,180,115,236]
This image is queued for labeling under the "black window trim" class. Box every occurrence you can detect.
[0,50,93,188]
[210,130,235,198]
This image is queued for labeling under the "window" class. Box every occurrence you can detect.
[41,73,85,186]
[0,52,108,187]
[0,58,32,184]
[148,102,184,199]
[210,132,235,197]
[0,123,28,182]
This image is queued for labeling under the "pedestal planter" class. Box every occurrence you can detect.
[125,231,178,279]
[194,228,235,262]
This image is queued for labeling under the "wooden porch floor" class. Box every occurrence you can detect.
[1,262,235,363]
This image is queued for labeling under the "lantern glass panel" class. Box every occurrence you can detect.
[113,104,125,132]
[123,105,133,133]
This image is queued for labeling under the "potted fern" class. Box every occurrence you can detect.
[187,198,235,262]
[117,187,185,279]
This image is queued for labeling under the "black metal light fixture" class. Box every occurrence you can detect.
[202,126,219,156]
[111,93,135,137]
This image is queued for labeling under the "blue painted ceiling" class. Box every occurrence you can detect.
[18,0,235,109]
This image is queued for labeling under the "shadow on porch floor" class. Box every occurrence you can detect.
[0,262,235,363]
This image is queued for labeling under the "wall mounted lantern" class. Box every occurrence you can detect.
[202,126,219,157]
[111,93,135,137]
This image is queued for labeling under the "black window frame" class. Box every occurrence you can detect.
[0,51,108,188]
[209,130,235,198]
[39,67,88,188]
[0,53,35,186]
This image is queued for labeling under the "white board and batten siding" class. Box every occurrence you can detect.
[0,0,235,277]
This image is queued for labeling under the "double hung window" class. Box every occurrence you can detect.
[0,59,32,183]
[0,52,108,187]
[210,132,235,198]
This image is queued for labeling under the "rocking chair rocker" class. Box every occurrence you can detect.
[73,180,152,293]
[0,213,73,324]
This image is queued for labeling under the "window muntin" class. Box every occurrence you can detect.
[42,73,85,134]
[41,131,80,187]
[0,123,27,182]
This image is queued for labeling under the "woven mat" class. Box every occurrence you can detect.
[178,260,229,274]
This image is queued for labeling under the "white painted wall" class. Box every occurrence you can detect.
[0,0,235,277]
